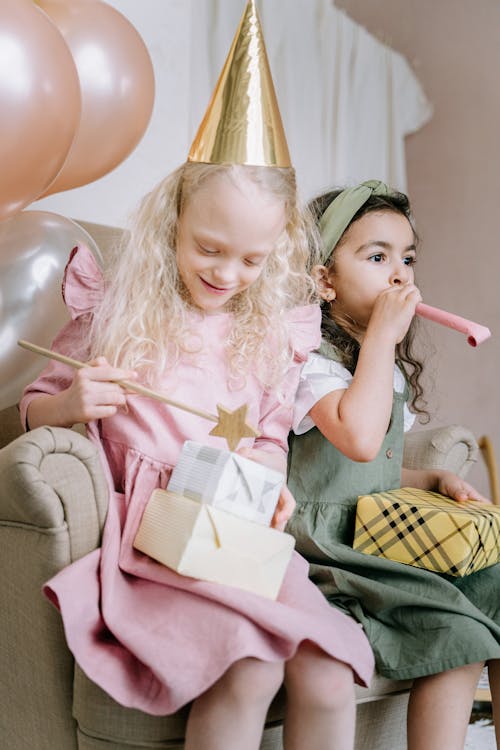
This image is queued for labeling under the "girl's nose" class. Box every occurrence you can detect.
[213,261,237,284]
[389,264,410,286]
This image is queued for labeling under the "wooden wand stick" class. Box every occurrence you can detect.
[17,340,259,451]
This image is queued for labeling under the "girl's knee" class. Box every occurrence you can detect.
[221,657,284,706]
[285,643,355,712]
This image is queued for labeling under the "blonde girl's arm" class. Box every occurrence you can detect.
[311,284,421,462]
[237,446,295,531]
[237,377,295,532]
[26,358,136,430]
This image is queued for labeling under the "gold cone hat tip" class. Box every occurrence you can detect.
[188,0,291,168]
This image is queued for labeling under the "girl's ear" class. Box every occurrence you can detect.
[311,264,336,302]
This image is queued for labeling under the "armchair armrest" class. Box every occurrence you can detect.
[0,426,108,561]
[403,424,479,479]
[0,426,109,749]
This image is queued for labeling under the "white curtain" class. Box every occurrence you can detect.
[32,0,432,225]
[189,0,433,200]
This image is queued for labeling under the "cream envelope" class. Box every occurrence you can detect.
[167,441,284,526]
[133,489,295,599]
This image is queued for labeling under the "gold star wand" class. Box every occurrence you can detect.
[17,340,260,452]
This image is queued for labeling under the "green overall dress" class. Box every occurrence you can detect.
[286,345,500,680]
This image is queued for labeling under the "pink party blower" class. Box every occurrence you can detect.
[416,303,491,347]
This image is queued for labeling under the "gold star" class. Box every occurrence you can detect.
[209,403,260,451]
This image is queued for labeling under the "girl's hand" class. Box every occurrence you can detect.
[369,282,422,344]
[437,470,490,504]
[270,484,296,531]
[235,446,293,530]
[58,357,137,425]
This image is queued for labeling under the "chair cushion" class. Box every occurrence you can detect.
[73,664,411,745]
[73,666,285,745]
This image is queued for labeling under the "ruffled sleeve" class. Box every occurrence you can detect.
[251,304,321,457]
[294,357,418,436]
[292,353,353,435]
[19,245,103,429]
[62,244,104,319]
[285,304,321,362]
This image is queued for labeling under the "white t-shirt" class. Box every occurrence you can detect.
[293,352,416,435]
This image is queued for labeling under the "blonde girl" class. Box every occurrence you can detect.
[22,162,374,750]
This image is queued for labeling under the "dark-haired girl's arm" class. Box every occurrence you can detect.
[401,467,489,503]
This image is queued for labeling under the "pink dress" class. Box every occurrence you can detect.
[20,245,374,715]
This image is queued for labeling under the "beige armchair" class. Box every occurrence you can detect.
[0,410,479,750]
[0,220,482,749]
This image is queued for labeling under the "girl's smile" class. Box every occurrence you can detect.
[199,277,235,295]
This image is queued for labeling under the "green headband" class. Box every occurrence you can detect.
[318,179,393,265]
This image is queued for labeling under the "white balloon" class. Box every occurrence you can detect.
[0,210,102,410]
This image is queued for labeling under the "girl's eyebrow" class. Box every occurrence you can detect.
[355,240,417,254]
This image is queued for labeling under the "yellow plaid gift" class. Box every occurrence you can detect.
[353,487,500,576]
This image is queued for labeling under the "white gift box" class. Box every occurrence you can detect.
[167,441,284,526]
[133,489,295,599]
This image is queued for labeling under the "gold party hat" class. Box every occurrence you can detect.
[188,0,291,167]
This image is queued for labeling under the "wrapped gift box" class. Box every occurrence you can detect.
[167,441,284,526]
[133,489,295,599]
[353,487,500,576]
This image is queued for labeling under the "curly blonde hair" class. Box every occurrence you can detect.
[89,162,319,390]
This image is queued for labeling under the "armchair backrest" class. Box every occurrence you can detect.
[0,404,23,449]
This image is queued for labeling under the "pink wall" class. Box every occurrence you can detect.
[335,0,500,496]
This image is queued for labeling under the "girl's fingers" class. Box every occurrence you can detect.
[272,485,296,527]
[440,474,492,504]
[405,287,422,305]
[93,387,127,406]
[391,284,421,306]
[88,405,122,419]
[82,382,128,407]
[83,366,136,383]
[83,357,137,383]
[378,284,419,309]
[457,487,491,504]
[69,375,129,421]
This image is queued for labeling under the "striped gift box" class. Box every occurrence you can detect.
[353,487,500,576]
[167,441,284,526]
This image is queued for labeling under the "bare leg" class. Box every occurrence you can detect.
[283,642,356,750]
[407,662,484,750]
[185,657,284,750]
[487,659,500,746]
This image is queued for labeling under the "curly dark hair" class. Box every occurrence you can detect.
[309,188,429,421]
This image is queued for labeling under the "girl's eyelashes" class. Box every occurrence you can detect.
[197,242,265,267]
[244,255,268,267]
[197,243,218,255]
[367,252,417,266]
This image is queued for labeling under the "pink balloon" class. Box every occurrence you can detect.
[38,0,155,196]
[0,0,81,222]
